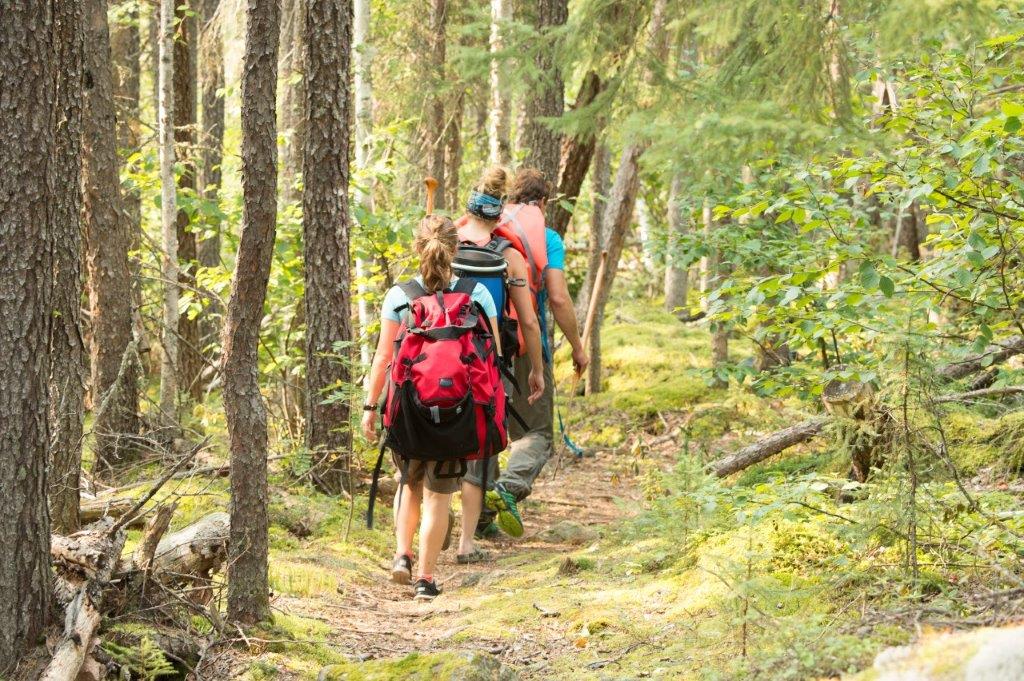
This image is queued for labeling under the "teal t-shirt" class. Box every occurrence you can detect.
[380,276,497,323]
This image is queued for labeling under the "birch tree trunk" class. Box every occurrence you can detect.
[304,0,354,493]
[84,0,141,470]
[226,0,280,624]
[488,0,512,165]
[279,0,306,205]
[354,0,372,367]
[704,197,728,385]
[663,174,689,314]
[0,0,55,667]
[158,0,179,429]
[50,0,87,534]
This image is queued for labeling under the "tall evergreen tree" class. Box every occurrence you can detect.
[520,0,567,183]
[84,0,141,470]
[353,0,373,367]
[279,0,307,205]
[158,0,178,429]
[304,0,354,493]
[226,0,280,624]
[488,0,512,165]
[175,0,203,402]
[50,0,87,534]
[0,0,55,668]
[424,0,447,207]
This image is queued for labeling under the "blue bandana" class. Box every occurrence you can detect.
[466,190,504,220]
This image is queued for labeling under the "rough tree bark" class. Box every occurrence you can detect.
[488,0,512,165]
[704,198,729,385]
[84,0,141,472]
[444,91,464,210]
[304,0,354,494]
[198,0,225,373]
[521,0,568,185]
[354,0,373,367]
[0,0,55,668]
[663,174,689,314]
[158,0,179,428]
[548,71,604,237]
[50,0,87,535]
[225,0,280,624]
[279,0,306,205]
[175,0,203,402]
[424,0,447,208]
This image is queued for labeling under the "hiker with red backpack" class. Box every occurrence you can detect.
[360,214,506,601]
[472,168,589,536]
[454,167,546,562]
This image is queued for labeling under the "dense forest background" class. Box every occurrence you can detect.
[2,0,1024,678]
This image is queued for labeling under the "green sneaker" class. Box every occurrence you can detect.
[485,483,524,538]
[475,521,500,540]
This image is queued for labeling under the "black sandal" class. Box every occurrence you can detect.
[456,549,490,564]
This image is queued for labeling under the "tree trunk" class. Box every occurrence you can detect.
[279,0,306,205]
[158,0,179,429]
[577,142,610,326]
[0,0,55,668]
[548,71,604,237]
[663,173,689,314]
[304,0,354,494]
[585,143,644,395]
[84,0,141,472]
[711,418,829,477]
[175,0,203,403]
[225,0,280,624]
[111,0,146,363]
[49,0,87,536]
[521,0,568,184]
[444,91,464,210]
[487,0,512,165]
[703,197,729,384]
[198,0,225,375]
[354,0,373,367]
[424,0,447,207]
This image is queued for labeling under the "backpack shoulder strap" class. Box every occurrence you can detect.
[452,277,477,296]
[484,236,513,254]
[399,279,428,302]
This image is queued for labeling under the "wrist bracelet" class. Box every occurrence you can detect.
[363,404,377,412]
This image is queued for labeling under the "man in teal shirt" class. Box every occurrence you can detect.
[480,169,589,535]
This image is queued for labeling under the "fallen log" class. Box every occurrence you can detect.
[934,385,1024,404]
[710,417,830,477]
[79,496,142,527]
[40,522,127,681]
[939,336,1024,382]
[151,511,230,604]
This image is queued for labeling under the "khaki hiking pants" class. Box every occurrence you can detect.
[464,354,555,500]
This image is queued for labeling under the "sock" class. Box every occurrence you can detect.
[418,574,433,583]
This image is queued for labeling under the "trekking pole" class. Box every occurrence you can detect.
[552,250,607,480]
[424,176,438,215]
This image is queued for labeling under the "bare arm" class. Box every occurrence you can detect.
[505,249,545,402]
[361,319,400,439]
[545,268,589,375]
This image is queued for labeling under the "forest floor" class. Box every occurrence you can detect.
[102,296,1024,681]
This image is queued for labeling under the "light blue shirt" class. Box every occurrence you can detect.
[381,276,497,323]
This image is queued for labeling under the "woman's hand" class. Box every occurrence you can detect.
[527,366,545,404]
[361,409,378,441]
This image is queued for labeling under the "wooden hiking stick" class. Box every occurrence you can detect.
[551,251,608,480]
[424,176,439,215]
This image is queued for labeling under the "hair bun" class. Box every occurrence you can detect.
[478,166,507,198]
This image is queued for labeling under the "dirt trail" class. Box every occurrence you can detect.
[276,442,660,677]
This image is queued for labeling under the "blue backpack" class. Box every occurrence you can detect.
[453,238,520,364]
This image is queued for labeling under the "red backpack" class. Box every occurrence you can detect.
[366,278,507,527]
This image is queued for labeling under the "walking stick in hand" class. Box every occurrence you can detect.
[424,176,438,215]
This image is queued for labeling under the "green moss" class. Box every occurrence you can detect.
[319,651,515,681]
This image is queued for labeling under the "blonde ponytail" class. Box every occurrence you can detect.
[415,215,459,292]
